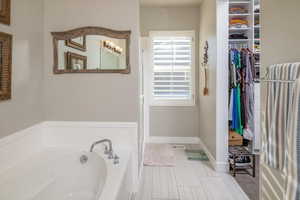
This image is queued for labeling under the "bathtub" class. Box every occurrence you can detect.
[0,122,138,200]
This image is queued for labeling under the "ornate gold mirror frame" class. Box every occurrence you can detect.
[51,26,131,74]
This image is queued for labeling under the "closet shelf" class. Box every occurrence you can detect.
[229,39,250,42]
[229,13,250,16]
[229,1,251,4]
[229,28,250,31]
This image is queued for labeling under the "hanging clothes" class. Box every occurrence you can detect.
[229,48,255,137]
[229,48,243,135]
[230,85,243,135]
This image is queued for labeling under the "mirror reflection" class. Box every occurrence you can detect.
[57,35,127,71]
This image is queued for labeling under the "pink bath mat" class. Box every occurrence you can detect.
[144,143,175,167]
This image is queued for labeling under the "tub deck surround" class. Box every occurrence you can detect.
[0,149,107,200]
[0,121,138,200]
[0,148,132,200]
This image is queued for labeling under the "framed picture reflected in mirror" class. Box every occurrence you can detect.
[65,36,86,51]
[65,52,87,70]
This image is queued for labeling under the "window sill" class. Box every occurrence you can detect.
[150,102,195,107]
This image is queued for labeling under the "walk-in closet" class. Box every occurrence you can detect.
[227,0,260,199]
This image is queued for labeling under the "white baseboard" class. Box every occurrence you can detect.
[214,161,228,173]
[147,136,200,144]
[198,138,228,173]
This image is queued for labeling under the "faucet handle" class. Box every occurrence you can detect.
[108,150,114,159]
[113,154,119,165]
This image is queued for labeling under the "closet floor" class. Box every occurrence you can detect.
[234,155,260,200]
[135,144,249,200]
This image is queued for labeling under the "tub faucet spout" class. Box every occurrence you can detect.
[90,139,113,157]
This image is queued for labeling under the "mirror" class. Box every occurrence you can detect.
[52,27,131,74]
[0,32,12,101]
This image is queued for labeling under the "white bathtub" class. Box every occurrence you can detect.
[0,122,138,200]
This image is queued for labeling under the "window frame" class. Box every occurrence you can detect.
[149,30,196,107]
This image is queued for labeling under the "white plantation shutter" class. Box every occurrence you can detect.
[150,31,195,106]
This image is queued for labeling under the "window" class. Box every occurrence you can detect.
[149,31,195,106]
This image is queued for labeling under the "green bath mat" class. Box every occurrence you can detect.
[185,149,209,161]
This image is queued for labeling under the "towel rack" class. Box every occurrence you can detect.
[261,79,295,83]
[260,70,296,83]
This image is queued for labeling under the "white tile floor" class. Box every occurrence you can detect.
[135,146,250,200]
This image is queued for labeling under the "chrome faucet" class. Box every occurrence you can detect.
[90,139,114,159]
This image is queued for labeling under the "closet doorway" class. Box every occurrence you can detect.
[227,0,261,199]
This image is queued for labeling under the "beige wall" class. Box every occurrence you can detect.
[261,0,300,199]
[198,0,217,158]
[0,0,44,139]
[261,0,300,69]
[141,6,200,37]
[140,6,200,138]
[43,0,140,123]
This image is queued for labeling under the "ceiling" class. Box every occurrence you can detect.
[140,0,202,7]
